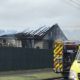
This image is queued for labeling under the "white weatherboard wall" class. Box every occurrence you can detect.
[34,41,43,49]
[6,38,22,47]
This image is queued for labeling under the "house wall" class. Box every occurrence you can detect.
[34,40,52,49]
[15,40,22,47]
[43,25,67,41]
[5,38,22,47]
[34,41,43,49]
[43,40,49,49]
[0,39,3,47]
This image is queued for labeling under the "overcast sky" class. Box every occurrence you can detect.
[0,0,80,40]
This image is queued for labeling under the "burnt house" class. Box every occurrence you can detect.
[0,34,22,47]
[0,24,67,49]
[15,24,67,49]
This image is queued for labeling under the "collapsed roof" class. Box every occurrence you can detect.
[0,24,67,40]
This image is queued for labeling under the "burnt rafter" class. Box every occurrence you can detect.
[14,25,50,40]
[38,27,50,36]
[32,26,44,35]
[37,27,47,36]
[33,26,47,35]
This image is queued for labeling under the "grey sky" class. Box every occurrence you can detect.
[0,0,80,40]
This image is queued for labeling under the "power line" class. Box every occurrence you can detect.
[70,0,80,6]
[76,0,80,3]
[63,0,80,9]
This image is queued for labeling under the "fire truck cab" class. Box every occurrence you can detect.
[69,47,80,80]
[53,40,80,79]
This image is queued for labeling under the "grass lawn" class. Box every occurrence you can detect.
[0,76,35,80]
[0,71,62,80]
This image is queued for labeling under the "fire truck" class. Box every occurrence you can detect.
[53,40,80,80]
